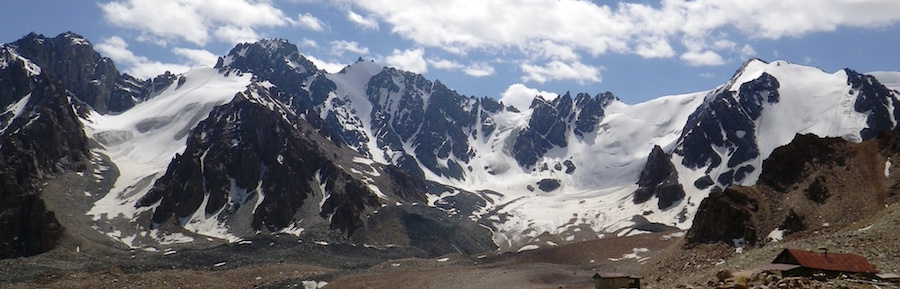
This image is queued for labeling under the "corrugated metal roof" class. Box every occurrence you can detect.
[755,263,801,272]
[775,249,877,273]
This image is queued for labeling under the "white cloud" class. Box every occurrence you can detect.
[299,37,318,48]
[634,37,676,58]
[349,0,900,68]
[429,58,464,70]
[739,44,757,59]
[172,47,218,66]
[681,50,726,67]
[330,40,370,56]
[296,13,325,31]
[499,83,559,111]
[212,25,262,45]
[347,10,379,30]
[95,37,190,79]
[305,54,348,73]
[99,0,291,46]
[520,60,602,84]
[463,62,495,77]
[386,48,427,74]
[699,72,715,78]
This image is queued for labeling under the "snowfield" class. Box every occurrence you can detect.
[74,57,899,250]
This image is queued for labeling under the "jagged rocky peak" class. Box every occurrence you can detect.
[573,91,616,137]
[6,32,146,113]
[633,145,685,209]
[845,68,900,140]
[216,38,319,76]
[674,70,780,191]
[0,56,91,258]
[513,91,616,169]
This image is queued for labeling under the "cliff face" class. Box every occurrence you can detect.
[0,59,90,258]
[686,131,900,246]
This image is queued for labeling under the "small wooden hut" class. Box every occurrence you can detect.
[592,272,641,289]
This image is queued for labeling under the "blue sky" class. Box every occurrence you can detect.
[2,0,900,106]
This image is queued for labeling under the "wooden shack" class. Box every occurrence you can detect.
[593,272,641,289]
[771,248,877,278]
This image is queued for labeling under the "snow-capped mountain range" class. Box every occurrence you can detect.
[2,32,900,256]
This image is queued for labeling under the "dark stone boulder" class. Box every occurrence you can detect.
[634,145,685,209]
[537,179,561,192]
[685,187,761,246]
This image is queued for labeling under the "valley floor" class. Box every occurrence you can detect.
[3,204,900,289]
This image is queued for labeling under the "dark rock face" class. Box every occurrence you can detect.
[688,128,900,247]
[758,134,839,192]
[0,55,90,259]
[410,82,476,180]
[216,39,322,115]
[365,69,477,180]
[537,179,561,192]
[138,86,381,235]
[8,32,151,113]
[573,92,616,137]
[846,69,900,140]
[513,94,572,168]
[634,145,685,209]
[685,187,762,246]
[512,92,615,168]
[676,72,780,188]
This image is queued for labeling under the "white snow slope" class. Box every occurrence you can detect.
[317,59,899,249]
[68,56,899,249]
[84,67,252,245]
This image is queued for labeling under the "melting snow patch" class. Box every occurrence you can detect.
[767,228,785,242]
[153,230,195,245]
[858,224,874,232]
[213,262,227,267]
[661,231,686,240]
[302,281,328,289]
[886,158,892,177]
[280,223,305,237]
[436,257,450,262]
[314,241,329,246]
[163,250,177,256]
[517,244,540,252]
[238,240,253,245]
[609,248,650,263]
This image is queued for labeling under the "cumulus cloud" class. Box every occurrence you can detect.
[520,60,602,84]
[348,0,900,68]
[213,25,260,45]
[330,40,370,56]
[386,48,427,74]
[429,58,494,77]
[299,37,318,48]
[305,54,348,73]
[499,83,559,111]
[429,58,464,70]
[347,10,379,30]
[99,0,291,45]
[172,47,218,66]
[463,62,495,77]
[296,13,325,31]
[681,50,726,67]
[95,37,190,79]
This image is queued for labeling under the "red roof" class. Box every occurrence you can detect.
[773,249,877,273]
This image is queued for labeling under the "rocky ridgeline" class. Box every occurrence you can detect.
[0,46,90,258]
